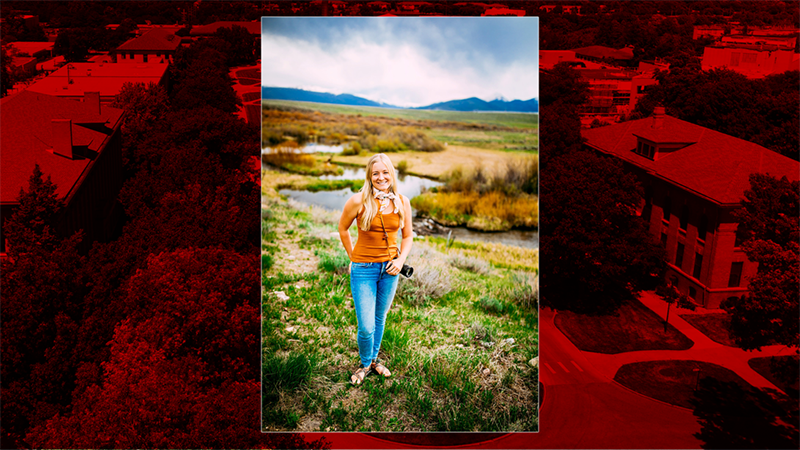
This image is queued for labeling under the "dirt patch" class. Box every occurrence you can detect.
[298,412,324,431]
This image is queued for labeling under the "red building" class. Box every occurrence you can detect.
[582,108,800,308]
[113,27,182,64]
[1,91,125,255]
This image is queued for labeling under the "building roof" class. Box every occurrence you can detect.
[116,27,181,52]
[8,41,54,55]
[572,45,634,60]
[582,114,800,205]
[190,21,260,36]
[1,90,124,204]
[578,68,642,80]
[26,62,168,98]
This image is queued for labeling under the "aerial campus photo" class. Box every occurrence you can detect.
[260,16,540,432]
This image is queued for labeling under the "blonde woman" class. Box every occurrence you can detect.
[338,153,413,385]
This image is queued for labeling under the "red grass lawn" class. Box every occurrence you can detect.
[614,360,753,409]
[678,312,738,347]
[554,300,694,354]
[749,355,799,398]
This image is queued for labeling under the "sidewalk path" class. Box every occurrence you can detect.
[573,291,795,396]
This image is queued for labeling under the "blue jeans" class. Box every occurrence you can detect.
[350,261,399,368]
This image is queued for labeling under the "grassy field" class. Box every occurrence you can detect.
[261,196,539,432]
[263,99,539,130]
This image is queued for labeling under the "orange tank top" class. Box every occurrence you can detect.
[351,204,401,263]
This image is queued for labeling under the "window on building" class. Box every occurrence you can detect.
[688,286,697,299]
[676,242,685,269]
[734,225,746,248]
[661,232,668,248]
[663,196,672,223]
[680,204,689,230]
[143,53,148,63]
[693,253,703,279]
[698,214,708,241]
[635,141,656,159]
[728,262,744,287]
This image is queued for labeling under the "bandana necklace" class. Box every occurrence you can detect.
[373,188,401,214]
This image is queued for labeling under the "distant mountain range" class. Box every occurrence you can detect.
[261,87,398,108]
[262,87,538,113]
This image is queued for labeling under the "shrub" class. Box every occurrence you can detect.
[341,141,362,156]
[397,247,452,306]
[396,159,409,174]
[468,321,493,342]
[479,295,504,314]
[447,253,490,275]
[262,253,274,271]
[509,271,538,309]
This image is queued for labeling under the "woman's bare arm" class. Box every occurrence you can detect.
[390,195,414,272]
[338,193,362,260]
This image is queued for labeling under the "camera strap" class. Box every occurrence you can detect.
[378,211,398,262]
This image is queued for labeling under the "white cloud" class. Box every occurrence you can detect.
[262,25,538,107]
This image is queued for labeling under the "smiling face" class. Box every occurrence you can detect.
[370,160,393,192]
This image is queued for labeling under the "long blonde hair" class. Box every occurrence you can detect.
[359,153,404,231]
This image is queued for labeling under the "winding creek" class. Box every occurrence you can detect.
[270,163,538,249]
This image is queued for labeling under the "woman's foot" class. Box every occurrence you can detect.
[371,359,391,378]
[350,365,371,385]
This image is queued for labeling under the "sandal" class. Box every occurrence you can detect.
[371,359,392,378]
[350,365,371,385]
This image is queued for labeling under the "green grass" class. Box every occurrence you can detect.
[614,360,758,409]
[263,99,538,130]
[261,197,538,432]
[554,299,694,354]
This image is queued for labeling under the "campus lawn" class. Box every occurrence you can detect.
[261,197,539,432]
[554,299,694,354]
[678,312,738,347]
[614,360,756,409]
[748,355,800,398]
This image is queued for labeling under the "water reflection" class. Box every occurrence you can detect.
[319,167,442,199]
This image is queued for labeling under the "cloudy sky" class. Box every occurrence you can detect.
[262,17,538,108]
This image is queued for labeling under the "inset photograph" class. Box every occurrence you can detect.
[260,16,539,432]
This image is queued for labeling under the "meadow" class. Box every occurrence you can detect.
[261,101,539,232]
[261,192,539,432]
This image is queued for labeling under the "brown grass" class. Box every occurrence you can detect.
[554,299,694,354]
[678,312,738,347]
[614,360,755,409]
[411,191,538,231]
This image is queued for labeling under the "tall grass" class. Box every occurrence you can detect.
[411,191,538,230]
[262,143,315,167]
[263,107,445,152]
[443,158,538,197]
[410,156,538,230]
